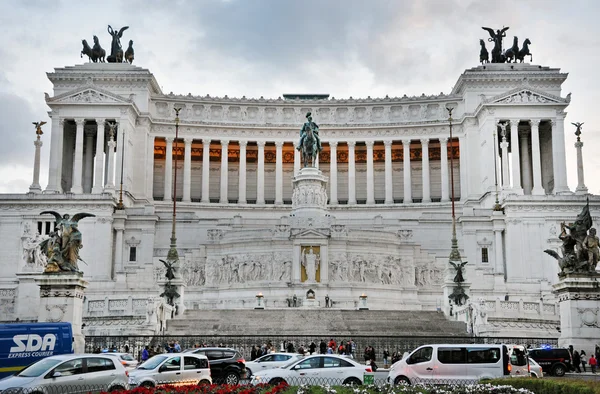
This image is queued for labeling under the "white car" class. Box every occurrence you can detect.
[104,352,139,370]
[129,353,212,388]
[528,357,543,378]
[245,353,304,377]
[250,354,372,386]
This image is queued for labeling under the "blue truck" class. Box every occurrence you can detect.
[0,323,73,379]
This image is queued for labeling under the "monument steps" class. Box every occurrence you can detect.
[166,309,467,336]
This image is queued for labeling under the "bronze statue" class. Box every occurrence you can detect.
[449,284,469,306]
[297,112,322,168]
[516,39,532,63]
[449,261,467,283]
[160,283,180,306]
[39,211,95,273]
[124,40,134,64]
[92,35,106,63]
[107,25,129,63]
[572,122,584,141]
[81,39,94,62]
[503,36,520,63]
[33,121,46,137]
[482,26,509,63]
[160,259,176,281]
[479,39,489,64]
[545,200,597,275]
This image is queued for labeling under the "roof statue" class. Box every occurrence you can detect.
[107,25,129,63]
[545,199,599,275]
[297,112,322,168]
[39,211,95,273]
[480,27,532,64]
[32,121,46,137]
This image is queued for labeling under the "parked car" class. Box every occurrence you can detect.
[129,353,211,388]
[528,347,572,376]
[184,347,246,384]
[387,344,511,385]
[507,345,530,378]
[250,354,372,386]
[104,352,139,370]
[245,353,304,377]
[528,357,543,378]
[0,354,129,393]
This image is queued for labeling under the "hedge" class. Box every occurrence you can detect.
[485,378,600,394]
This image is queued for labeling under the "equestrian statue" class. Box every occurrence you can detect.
[297,112,323,168]
[479,27,533,64]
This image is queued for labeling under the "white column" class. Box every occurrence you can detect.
[164,137,173,201]
[201,139,211,203]
[529,120,545,195]
[500,126,510,189]
[114,223,124,274]
[329,141,338,205]
[509,119,523,193]
[494,228,504,275]
[402,139,412,204]
[71,118,85,193]
[182,138,192,202]
[575,137,588,195]
[29,136,43,193]
[83,129,94,193]
[275,141,284,204]
[104,129,116,191]
[421,138,431,203]
[92,119,105,193]
[238,140,247,204]
[293,141,301,176]
[384,140,393,204]
[458,135,468,200]
[220,139,229,203]
[45,116,64,193]
[551,117,569,193]
[366,140,375,204]
[256,141,265,204]
[146,135,155,199]
[347,141,356,205]
[520,131,532,195]
[440,137,449,202]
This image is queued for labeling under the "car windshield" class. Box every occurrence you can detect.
[138,355,168,370]
[281,359,300,369]
[17,358,62,377]
[121,354,135,361]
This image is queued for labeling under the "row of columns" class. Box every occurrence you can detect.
[498,118,568,195]
[45,118,120,194]
[158,138,457,204]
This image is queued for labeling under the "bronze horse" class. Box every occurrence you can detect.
[92,35,106,63]
[302,125,316,168]
[81,39,93,62]
[516,39,532,63]
[479,39,489,64]
[504,36,519,63]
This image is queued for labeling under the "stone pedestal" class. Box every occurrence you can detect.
[292,167,328,218]
[301,298,319,309]
[34,273,88,354]
[553,273,600,351]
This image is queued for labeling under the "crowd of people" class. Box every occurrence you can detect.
[571,345,599,374]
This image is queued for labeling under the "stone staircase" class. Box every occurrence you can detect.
[166,309,467,336]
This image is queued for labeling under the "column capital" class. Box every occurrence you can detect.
[184,137,193,144]
[439,137,448,145]
[329,140,338,148]
[59,118,66,127]
[551,119,557,127]
[95,118,105,125]
[202,138,211,145]
[74,118,86,127]
[402,139,411,145]
[509,119,520,126]
[365,140,375,148]
[238,140,248,147]
[420,138,429,146]
[257,141,266,148]
[347,141,356,148]
[275,141,284,148]
[221,139,230,146]
[383,140,393,147]
[166,137,174,143]
[529,119,541,127]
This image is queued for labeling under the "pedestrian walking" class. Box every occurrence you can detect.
[581,350,587,372]
[383,349,390,368]
[573,350,581,373]
[589,355,597,374]
[141,346,149,362]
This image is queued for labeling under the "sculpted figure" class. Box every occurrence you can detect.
[482,26,509,63]
[107,25,129,63]
[39,211,95,273]
[297,112,322,167]
[583,228,600,270]
[449,261,467,283]
[124,40,134,64]
[92,35,106,63]
[302,247,319,282]
[159,259,176,281]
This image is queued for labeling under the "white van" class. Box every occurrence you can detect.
[387,344,512,385]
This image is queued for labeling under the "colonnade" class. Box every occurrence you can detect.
[155,137,458,205]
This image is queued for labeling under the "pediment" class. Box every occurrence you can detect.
[47,87,131,105]
[487,87,568,105]
[291,228,330,239]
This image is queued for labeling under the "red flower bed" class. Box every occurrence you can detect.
[104,382,289,394]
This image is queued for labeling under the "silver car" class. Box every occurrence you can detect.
[129,353,212,388]
[0,354,129,393]
[103,353,139,370]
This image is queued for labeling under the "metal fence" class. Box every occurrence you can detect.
[84,334,559,363]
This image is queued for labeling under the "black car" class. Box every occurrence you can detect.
[528,348,572,376]
[185,347,246,384]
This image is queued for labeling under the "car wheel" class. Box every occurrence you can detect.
[394,376,411,385]
[140,381,155,388]
[246,368,253,377]
[552,364,566,377]
[530,372,538,378]
[199,379,211,385]
[343,377,362,386]
[225,371,240,385]
[109,386,126,392]
[269,377,286,386]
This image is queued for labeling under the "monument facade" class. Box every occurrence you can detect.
[0,52,596,337]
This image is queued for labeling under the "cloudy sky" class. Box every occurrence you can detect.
[0,0,599,194]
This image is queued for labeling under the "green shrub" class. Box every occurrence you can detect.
[485,378,600,394]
